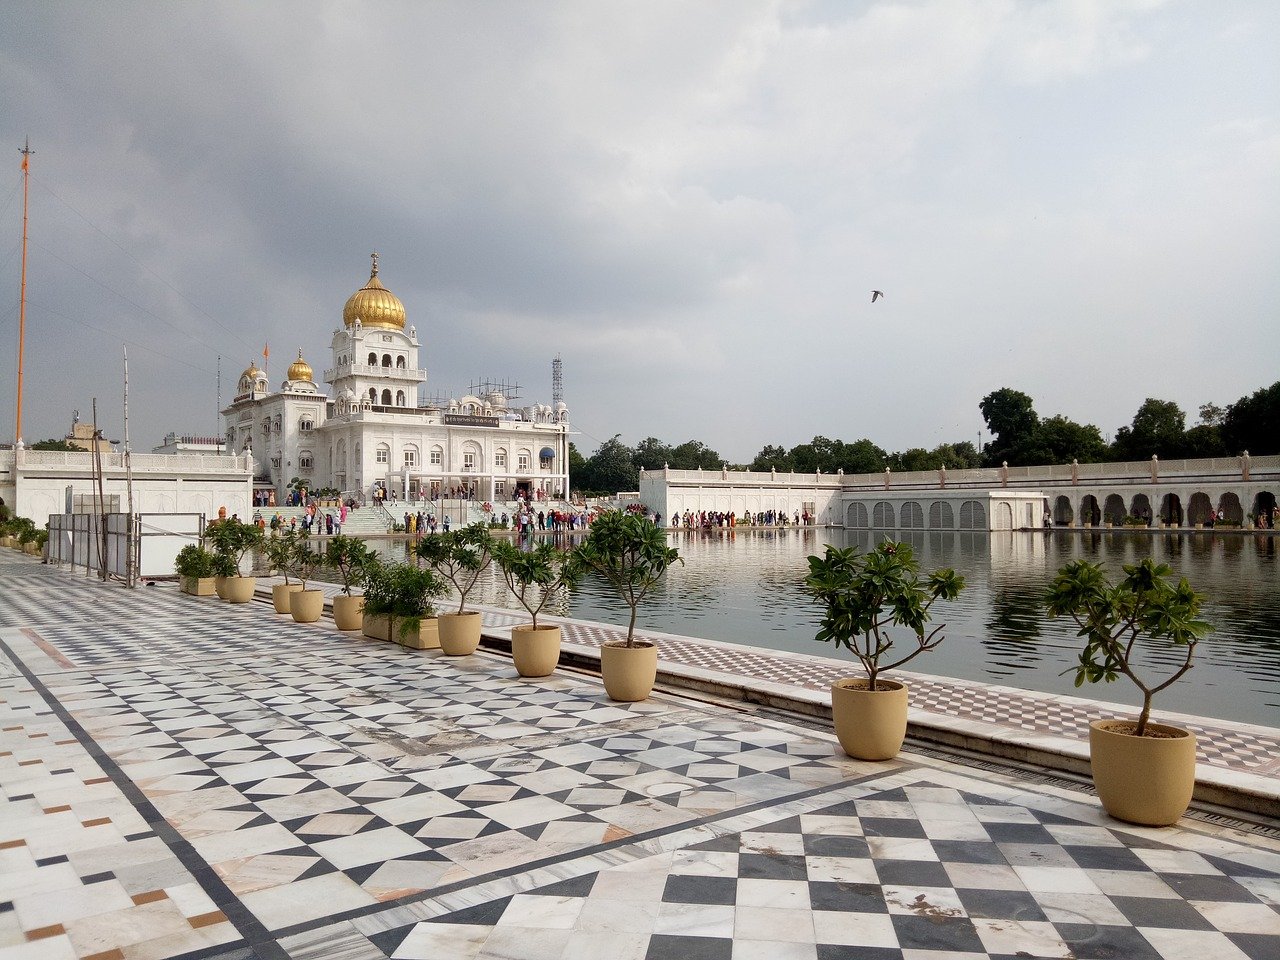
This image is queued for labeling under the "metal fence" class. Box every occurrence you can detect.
[46,513,205,582]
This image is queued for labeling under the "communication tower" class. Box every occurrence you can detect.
[552,355,563,406]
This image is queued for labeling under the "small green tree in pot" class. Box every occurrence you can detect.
[1045,558,1213,825]
[568,511,681,701]
[805,540,964,760]
[325,535,373,630]
[492,539,580,677]
[262,527,302,612]
[205,518,262,603]
[416,524,495,656]
[287,532,325,623]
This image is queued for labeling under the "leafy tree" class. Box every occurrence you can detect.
[670,439,721,470]
[632,437,673,471]
[790,435,839,473]
[1222,380,1280,456]
[1181,424,1226,458]
[30,438,80,452]
[583,435,638,494]
[750,444,793,472]
[1198,402,1226,427]
[1039,415,1109,464]
[1111,398,1186,460]
[887,448,938,472]
[931,441,982,470]
[979,388,1043,466]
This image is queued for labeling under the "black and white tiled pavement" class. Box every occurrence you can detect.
[2,552,1277,959]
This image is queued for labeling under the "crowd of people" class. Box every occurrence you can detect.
[669,508,814,529]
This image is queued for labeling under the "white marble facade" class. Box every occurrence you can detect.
[222,256,570,504]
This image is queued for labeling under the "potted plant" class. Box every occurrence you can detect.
[1045,558,1212,825]
[492,539,580,677]
[326,535,372,630]
[805,540,965,760]
[262,527,303,613]
[174,543,216,596]
[361,560,447,648]
[205,518,262,603]
[416,524,494,656]
[569,511,681,701]
[287,532,325,623]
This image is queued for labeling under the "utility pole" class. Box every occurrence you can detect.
[15,138,33,445]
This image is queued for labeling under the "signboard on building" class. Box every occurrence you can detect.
[443,414,499,428]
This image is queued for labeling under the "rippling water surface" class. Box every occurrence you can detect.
[354,529,1280,727]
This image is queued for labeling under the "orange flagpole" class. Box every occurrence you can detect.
[15,138,33,445]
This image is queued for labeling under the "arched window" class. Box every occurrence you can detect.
[403,444,418,468]
[395,390,406,406]
[495,448,507,469]
[368,352,378,366]
[273,415,282,433]
[299,451,313,470]
[368,388,377,403]
[381,389,392,405]
[382,354,392,367]
[375,443,389,464]
[395,356,406,368]
[430,445,443,465]
[299,417,313,432]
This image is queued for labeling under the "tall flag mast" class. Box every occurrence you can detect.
[15,137,33,445]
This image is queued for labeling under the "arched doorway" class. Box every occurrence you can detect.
[846,502,869,528]
[1160,493,1183,526]
[928,501,954,529]
[959,500,986,530]
[872,502,895,528]
[1217,493,1243,525]
[1053,495,1073,525]
[995,502,1013,530]
[1130,494,1152,525]
[901,502,924,528]
[1187,492,1213,526]
[1103,495,1126,524]
[1252,491,1277,528]
[1080,495,1101,526]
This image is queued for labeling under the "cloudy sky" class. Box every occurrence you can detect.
[1,1,1276,462]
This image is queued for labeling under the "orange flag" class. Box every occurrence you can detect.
[263,343,269,361]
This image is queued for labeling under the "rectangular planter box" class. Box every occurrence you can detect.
[362,614,440,648]
[183,577,217,597]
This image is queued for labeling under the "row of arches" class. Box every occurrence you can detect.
[847,500,990,530]
[1052,491,1277,526]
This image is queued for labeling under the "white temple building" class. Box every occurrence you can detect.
[222,255,570,505]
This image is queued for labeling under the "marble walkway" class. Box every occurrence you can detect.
[2,552,1278,960]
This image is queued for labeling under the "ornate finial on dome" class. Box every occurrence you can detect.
[370,251,379,278]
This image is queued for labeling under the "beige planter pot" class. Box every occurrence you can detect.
[831,678,909,761]
[601,640,658,702]
[439,612,483,656]
[185,576,216,597]
[24,542,40,555]
[291,589,325,623]
[333,595,365,630]
[225,576,256,604]
[272,582,303,613]
[511,624,560,677]
[1089,719,1197,826]
[362,612,391,641]
[214,576,230,600]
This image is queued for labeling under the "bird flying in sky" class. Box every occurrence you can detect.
[871,290,884,302]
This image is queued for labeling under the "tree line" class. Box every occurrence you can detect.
[571,379,1278,495]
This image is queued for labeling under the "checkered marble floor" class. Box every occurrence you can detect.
[1,553,1278,960]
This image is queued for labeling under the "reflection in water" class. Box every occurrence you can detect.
[321,529,1279,727]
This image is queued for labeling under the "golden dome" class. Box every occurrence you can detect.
[240,361,264,382]
[343,252,405,330]
[287,349,313,382]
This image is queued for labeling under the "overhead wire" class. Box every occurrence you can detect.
[29,172,255,355]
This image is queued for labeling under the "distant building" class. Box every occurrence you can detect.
[152,432,226,455]
[222,254,570,504]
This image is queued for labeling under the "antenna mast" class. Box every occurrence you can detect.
[15,138,33,444]
[552,355,563,406]
[216,355,222,452]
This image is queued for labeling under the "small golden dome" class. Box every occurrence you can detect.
[240,361,264,382]
[343,252,405,330]
[287,349,313,382]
